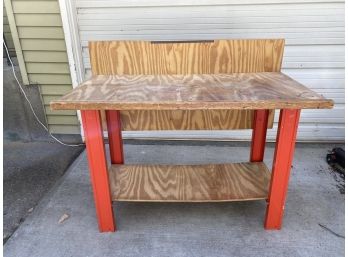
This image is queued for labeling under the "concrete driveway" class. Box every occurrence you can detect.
[3,141,84,243]
[4,142,344,257]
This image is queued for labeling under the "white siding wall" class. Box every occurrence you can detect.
[75,0,344,142]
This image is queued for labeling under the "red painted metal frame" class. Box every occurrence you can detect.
[81,110,116,232]
[106,110,124,164]
[264,109,301,229]
[80,107,300,232]
[250,110,269,162]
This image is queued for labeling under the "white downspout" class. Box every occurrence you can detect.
[58,0,86,139]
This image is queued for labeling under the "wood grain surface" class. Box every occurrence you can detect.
[50,73,333,110]
[120,110,274,130]
[89,39,285,75]
[87,39,285,130]
[108,162,271,202]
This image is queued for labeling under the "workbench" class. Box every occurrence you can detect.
[51,40,333,232]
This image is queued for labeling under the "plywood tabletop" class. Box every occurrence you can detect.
[50,72,333,110]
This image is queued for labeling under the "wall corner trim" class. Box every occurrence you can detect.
[4,0,29,85]
[58,0,85,138]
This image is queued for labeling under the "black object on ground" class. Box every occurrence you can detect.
[326,147,344,194]
[327,147,345,171]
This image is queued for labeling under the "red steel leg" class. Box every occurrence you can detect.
[264,109,301,229]
[81,110,116,232]
[250,110,269,162]
[106,110,124,164]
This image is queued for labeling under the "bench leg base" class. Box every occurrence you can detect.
[81,110,116,232]
[264,109,301,230]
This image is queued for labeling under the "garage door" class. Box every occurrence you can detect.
[74,0,344,142]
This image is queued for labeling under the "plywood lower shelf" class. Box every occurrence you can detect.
[108,162,271,202]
